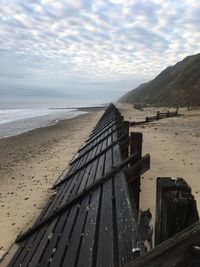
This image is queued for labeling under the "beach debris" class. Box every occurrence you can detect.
[52,248,56,254]
[48,233,53,240]
[132,247,140,253]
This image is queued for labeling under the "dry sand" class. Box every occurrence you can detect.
[118,103,200,227]
[1,103,200,264]
[0,110,103,262]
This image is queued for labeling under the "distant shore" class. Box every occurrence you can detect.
[0,109,103,264]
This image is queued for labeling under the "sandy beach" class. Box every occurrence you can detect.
[118,103,200,229]
[0,109,103,262]
[1,103,200,265]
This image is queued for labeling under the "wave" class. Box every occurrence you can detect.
[0,108,85,139]
[0,108,75,125]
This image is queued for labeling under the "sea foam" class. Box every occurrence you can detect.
[0,108,85,138]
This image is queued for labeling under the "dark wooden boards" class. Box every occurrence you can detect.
[129,132,143,211]
[130,110,179,126]
[8,103,147,267]
[124,222,200,267]
[155,177,199,247]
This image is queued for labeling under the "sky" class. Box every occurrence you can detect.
[0,0,200,107]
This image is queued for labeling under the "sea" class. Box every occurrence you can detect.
[0,108,87,139]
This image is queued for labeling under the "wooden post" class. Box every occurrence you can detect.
[156,111,160,120]
[121,121,129,159]
[155,177,199,247]
[167,111,170,117]
[145,117,149,122]
[129,132,143,211]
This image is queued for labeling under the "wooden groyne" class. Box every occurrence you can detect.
[123,177,199,267]
[6,103,199,267]
[130,110,179,126]
[7,103,150,267]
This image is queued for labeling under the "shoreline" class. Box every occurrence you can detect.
[0,108,94,140]
[0,109,103,262]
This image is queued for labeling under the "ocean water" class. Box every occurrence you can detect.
[0,108,86,139]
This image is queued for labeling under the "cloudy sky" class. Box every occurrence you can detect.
[0,0,200,107]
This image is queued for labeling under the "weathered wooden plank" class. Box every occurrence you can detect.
[125,154,150,181]
[124,222,200,267]
[155,177,199,247]
[70,132,127,166]
[77,124,123,153]
[60,196,91,267]
[76,146,108,267]
[59,139,108,266]
[73,125,107,165]
[30,138,106,263]
[120,121,129,159]
[36,147,103,266]
[53,128,117,189]
[49,132,106,211]
[112,133,138,266]
[96,178,114,266]
[130,132,143,157]
[43,148,90,215]
[78,138,108,193]
[76,188,101,267]
[34,211,70,267]
[9,228,44,266]
[76,126,113,159]
[24,218,62,267]
[87,116,122,140]
[46,206,79,266]
[96,138,115,267]
[39,137,105,266]
[67,134,127,176]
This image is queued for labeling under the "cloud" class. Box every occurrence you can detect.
[0,0,200,105]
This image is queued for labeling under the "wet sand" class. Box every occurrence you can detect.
[0,110,103,262]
